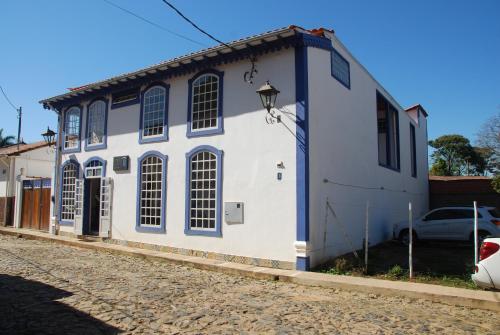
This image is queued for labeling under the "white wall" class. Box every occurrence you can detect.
[307,36,429,267]
[58,49,299,263]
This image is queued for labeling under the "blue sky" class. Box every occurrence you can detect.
[0,0,499,144]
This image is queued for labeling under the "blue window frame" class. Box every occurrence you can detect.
[62,106,82,153]
[59,160,80,225]
[331,48,350,89]
[187,69,224,138]
[139,83,169,144]
[85,98,108,151]
[136,151,167,233]
[185,145,223,237]
[83,156,107,178]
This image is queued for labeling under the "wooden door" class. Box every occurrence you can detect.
[20,178,51,231]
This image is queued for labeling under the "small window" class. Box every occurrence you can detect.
[61,162,78,221]
[87,100,106,146]
[331,49,350,89]
[112,88,139,107]
[85,159,103,178]
[64,107,80,150]
[377,92,400,170]
[410,124,417,177]
[142,86,166,138]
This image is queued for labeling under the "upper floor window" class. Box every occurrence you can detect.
[61,161,79,222]
[136,151,167,232]
[377,92,400,170]
[64,106,81,151]
[410,124,417,177]
[86,100,107,150]
[331,49,350,89]
[140,84,169,143]
[187,70,224,137]
[185,146,222,237]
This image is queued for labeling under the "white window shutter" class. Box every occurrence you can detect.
[73,179,84,235]
[99,177,113,238]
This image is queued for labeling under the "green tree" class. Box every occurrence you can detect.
[0,128,15,147]
[492,175,500,193]
[476,112,499,174]
[429,134,486,176]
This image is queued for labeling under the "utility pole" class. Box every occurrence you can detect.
[17,106,22,150]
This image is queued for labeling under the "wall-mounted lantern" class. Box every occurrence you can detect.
[41,126,56,145]
[256,81,280,113]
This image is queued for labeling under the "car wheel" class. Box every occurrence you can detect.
[399,230,417,246]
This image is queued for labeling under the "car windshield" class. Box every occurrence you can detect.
[488,208,500,218]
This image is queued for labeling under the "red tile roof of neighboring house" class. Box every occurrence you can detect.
[0,141,51,156]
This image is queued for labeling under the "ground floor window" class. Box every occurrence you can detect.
[137,152,166,230]
[61,162,78,221]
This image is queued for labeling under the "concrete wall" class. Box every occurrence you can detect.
[307,36,429,267]
[57,49,299,264]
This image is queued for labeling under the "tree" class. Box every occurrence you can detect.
[476,112,500,174]
[0,128,15,147]
[492,175,500,193]
[428,134,486,176]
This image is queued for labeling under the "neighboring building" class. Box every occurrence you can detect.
[429,176,500,209]
[0,141,54,229]
[39,26,429,270]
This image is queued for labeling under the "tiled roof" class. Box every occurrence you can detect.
[0,141,50,156]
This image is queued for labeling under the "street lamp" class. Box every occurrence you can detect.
[256,81,280,113]
[41,126,56,145]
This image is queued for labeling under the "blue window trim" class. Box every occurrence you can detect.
[184,145,223,237]
[135,151,167,233]
[84,97,109,152]
[331,48,351,90]
[62,105,82,154]
[295,44,310,270]
[83,156,107,177]
[186,69,224,138]
[139,82,170,144]
[111,88,140,110]
[59,159,80,226]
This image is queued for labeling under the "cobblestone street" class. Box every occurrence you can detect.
[0,234,498,334]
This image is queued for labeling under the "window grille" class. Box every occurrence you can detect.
[61,163,78,221]
[142,86,165,137]
[87,101,106,145]
[331,49,350,88]
[85,160,103,178]
[139,155,163,226]
[64,107,80,149]
[191,74,219,131]
[189,151,217,230]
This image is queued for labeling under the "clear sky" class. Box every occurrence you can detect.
[0,0,498,144]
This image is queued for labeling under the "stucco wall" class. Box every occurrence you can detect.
[57,49,299,263]
[307,37,429,267]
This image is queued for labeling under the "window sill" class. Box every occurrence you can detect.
[59,220,74,226]
[184,228,222,237]
[378,163,400,173]
[139,134,169,144]
[62,146,81,154]
[85,143,107,151]
[186,127,223,138]
[135,225,166,233]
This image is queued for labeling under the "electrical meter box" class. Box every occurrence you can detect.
[224,202,244,224]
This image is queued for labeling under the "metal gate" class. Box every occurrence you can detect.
[20,178,51,231]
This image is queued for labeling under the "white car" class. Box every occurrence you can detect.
[393,207,500,245]
[472,238,500,290]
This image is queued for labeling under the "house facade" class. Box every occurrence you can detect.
[0,142,54,229]
[40,26,428,270]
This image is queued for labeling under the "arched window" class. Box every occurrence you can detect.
[64,107,81,150]
[136,152,167,231]
[84,158,105,178]
[185,146,222,236]
[61,162,78,222]
[86,100,106,147]
[191,74,219,132]
[142,86,166,138]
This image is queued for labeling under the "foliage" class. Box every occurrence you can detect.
[492,175,500,193]
[429,134,487,176]
[387,265,405,279]
[0,128,15,147]
[476,112,500,174]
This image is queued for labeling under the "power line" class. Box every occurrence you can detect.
[102,0,207,47]
[159,0,233,49]
[0,85,18,111]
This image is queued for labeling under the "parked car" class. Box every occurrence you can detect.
[472,238,500,290]
[393,207,500,245]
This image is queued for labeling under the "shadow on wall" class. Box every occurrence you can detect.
[0,274,122,334]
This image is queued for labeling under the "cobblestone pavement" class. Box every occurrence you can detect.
[0,235,498,335]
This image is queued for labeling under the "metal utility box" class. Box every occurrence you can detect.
[113,156,130,172]
[224,202,244,224]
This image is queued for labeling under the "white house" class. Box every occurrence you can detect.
[0,141,54,230]
[40,26,428,271]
